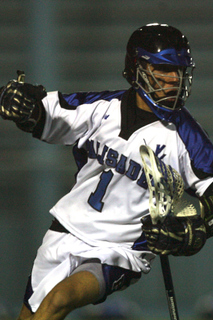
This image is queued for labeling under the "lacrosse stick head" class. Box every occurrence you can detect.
[140,145,197,224]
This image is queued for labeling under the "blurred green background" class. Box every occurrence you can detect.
[0,1,213,319]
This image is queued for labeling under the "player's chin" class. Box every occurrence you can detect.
[162,93,179,109]
[161,100,176,110]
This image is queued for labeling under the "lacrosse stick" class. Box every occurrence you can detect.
[160,255,179,320]
[140,145,186,320]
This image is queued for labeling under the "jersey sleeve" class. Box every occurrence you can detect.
[172,107,213,178]
[173,108,213,197]
[36,91,109,145]
[179,147,213,197]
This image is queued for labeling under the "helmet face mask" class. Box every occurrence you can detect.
[123,23,195,119]
[135,61,193,111]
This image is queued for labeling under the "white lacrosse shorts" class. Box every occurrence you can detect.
[23,220,143,313]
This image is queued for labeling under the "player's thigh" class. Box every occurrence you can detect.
[54,270,101,308]
[18,270,101,320]
[34,270,101,320]
[17,303,33,320]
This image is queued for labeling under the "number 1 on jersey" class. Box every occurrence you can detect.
[88,170,113,212]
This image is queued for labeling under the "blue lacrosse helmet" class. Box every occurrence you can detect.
[123,23,195,120]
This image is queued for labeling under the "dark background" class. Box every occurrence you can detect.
[0,1,213,319]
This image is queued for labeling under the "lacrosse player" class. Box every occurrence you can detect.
[0,23,212,320]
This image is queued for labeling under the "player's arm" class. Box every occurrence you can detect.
[0,71,47,135]
[0,71,104,145]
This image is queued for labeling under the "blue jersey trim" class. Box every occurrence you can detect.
[62,90,126,108]
[64,89,213,176]
[170,107,213,176]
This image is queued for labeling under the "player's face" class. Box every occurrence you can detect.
[136,61,186,111]
[146,64,181,101]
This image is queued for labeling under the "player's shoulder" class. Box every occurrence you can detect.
[61,90,126,108]
[171,106,210,140]
[171,106,213,176]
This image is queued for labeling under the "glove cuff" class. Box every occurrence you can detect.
[174,217,206,256]
[16,101,45,134]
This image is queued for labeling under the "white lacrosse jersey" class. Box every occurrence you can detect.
[36,88,213,271]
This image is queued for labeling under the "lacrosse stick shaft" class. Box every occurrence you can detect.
[160,255,179,320]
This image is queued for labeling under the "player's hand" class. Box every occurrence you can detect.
[141,215,206,256]
[0,77,46,125]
